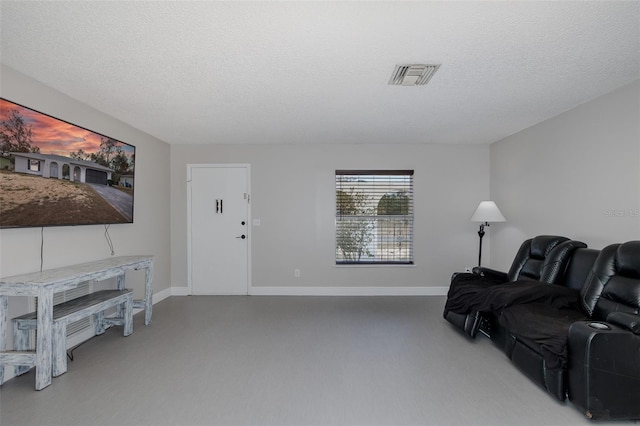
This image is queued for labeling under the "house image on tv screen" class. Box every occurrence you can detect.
[12,152,113,185]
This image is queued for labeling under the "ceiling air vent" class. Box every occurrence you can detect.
[389,64,440,86]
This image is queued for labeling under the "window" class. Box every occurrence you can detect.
[336,170,414,264]
[29,159,41,172]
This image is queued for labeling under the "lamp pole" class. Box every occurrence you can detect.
[477,222,488,267]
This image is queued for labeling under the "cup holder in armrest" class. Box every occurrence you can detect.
[588,322,611,330]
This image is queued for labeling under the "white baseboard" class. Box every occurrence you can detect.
[248,286,448,296]
[167,285,448,297]
[170,286,191,296]
[153,287,173,303]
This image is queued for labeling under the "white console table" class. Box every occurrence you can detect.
[0,255,154,390]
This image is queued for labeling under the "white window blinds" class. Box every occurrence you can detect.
[336,170,414,264]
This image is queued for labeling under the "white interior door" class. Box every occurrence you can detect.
[188,164,250,295]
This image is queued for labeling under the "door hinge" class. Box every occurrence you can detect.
[244,193,250,203]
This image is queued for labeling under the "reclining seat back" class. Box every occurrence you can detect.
[507,235,571,282]
[580,241,640,320]
[539,240,589,284]
[561,248,600,291]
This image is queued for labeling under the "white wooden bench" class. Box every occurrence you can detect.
[11,289,133,377]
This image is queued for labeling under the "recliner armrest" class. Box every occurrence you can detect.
[450,271,477,282]
[568,320,640,420]
[472,267,508,283]
[606,312,640,335]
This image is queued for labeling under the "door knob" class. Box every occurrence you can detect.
[236,235,246,239]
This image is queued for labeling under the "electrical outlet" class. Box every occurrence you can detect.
[294,268,301,278]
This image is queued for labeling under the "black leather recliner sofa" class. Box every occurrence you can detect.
[444,238,640,420]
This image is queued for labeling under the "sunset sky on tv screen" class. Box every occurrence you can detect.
[0,99,134,157]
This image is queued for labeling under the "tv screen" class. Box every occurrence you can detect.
[0,98,135,228]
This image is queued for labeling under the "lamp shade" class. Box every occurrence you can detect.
[470,201,506,223]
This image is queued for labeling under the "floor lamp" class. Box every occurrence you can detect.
[470,201,506,267]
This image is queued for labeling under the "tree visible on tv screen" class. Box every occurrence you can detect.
[0,108,40,155]
[69,137,134,176]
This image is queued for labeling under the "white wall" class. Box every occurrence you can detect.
[0,66,172,305]
[171,143,490,294]
[490,80,640,271]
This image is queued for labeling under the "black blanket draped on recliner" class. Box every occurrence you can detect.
[499,303,587,369]
[444,274,579,315]
[444,274,584,369]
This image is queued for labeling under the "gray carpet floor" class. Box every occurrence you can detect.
[0,295,625,426]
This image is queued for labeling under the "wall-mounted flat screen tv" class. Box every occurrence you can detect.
[0,98,135,228]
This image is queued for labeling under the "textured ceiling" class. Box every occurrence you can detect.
[1,1,638,146]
